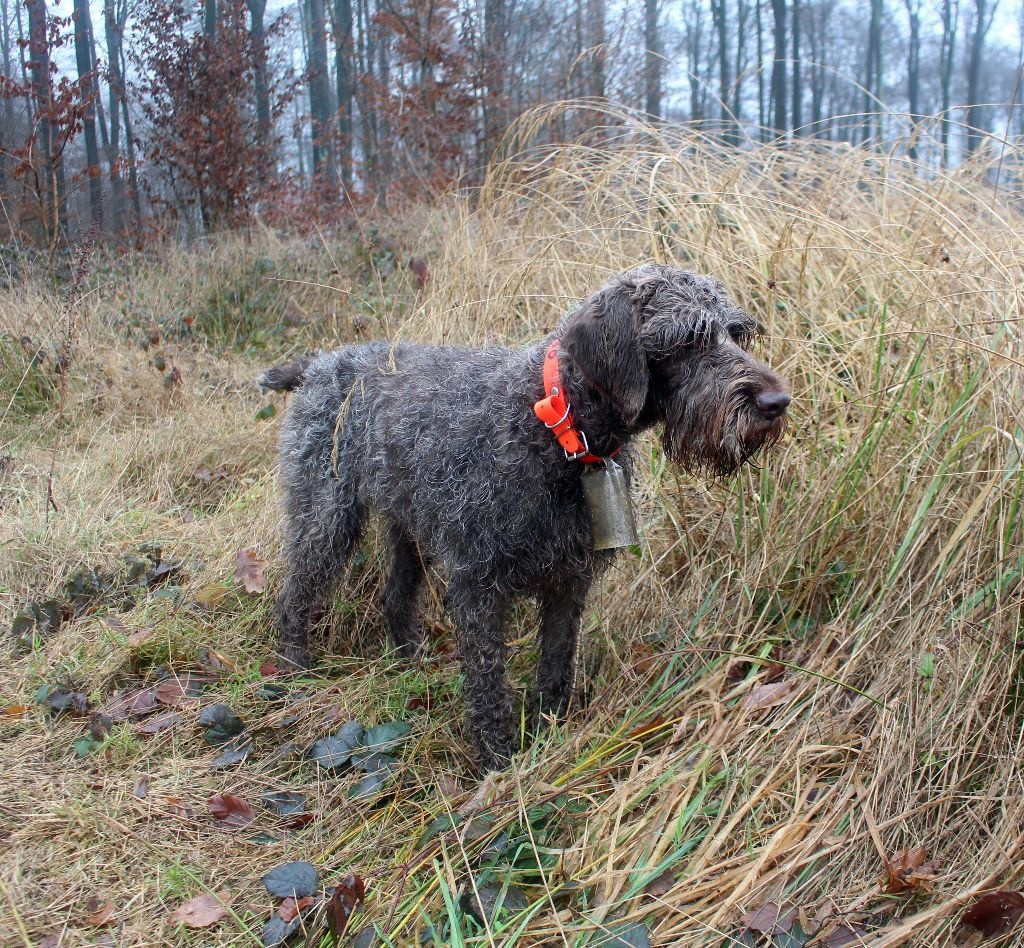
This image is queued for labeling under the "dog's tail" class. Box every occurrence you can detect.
[259,353,318,392]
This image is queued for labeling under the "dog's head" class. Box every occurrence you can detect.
[562,264,789,476]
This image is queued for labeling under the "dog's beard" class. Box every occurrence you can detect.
[663,401,786,477]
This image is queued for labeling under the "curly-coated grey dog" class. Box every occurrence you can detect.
[260,264,790,770]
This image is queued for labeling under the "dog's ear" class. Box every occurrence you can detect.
[562,282,648,425]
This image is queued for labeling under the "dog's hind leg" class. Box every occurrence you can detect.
[382,523,429,658]
[533,579,591,721]
[276,468,361,670]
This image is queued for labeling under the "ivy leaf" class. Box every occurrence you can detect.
[592,920,653,947]
[198,703,245,744]
[263,861,319,899]
[262,913,301,947]
[210,737,253,768]
[309,721,365,771]
[360,721,412,754]
[261,790,308,816]
[460,881,530,926]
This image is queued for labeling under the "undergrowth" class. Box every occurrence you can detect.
[1,113,1023,946]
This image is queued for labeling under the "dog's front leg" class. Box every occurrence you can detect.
[447,581,514,770]
[533,579,590,722]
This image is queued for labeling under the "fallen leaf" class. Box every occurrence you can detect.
[210,737,253,768]
[259,662,280,677]
[198,703,245,744]
[360,721,412,753]
[326,874,366,940]
[155,674,205,706]
[86,900,115,926]
[962,890,1024,937]
[740,900,797,935]
[262,914,300,946]
[883,845,939,894]
[208,793,255,828]
[743,679,796,710]
[626,714,666,742]
[263,861,319,899]
[309,721,365,771]
[592,919,653,947]
[133,776,150,799]
[169,890,231,929]
[283,812,315,829]
[137,710,181,735]
[261,790,308,816]
[278,895,314,922]
[105,687,158,721]
[819,922,868,947]
[127,628,153,647]
[195,583,232,609]
[3,704,28,718]
[234,549,269,594]
[643,870,675,898]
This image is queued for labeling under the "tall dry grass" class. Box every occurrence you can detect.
[1,112,1023,946]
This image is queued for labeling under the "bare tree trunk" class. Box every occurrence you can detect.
[965,0,997,155]
[73,0,103,227]
[0,0,17,194]
[684,1,706,124]
[791,0,802,134]
[304,0,338,187]
[904,0,921,158]
[26,0,63,244]
[862,0,883,144]
[939,0,958,167]
[644,0,661,118]
[756,0,766,137]
[732,0,748,131]
[770,0,787,135]
[482,0,507,159]
[710,0,730,130]
[586,0,605,99]
[331,0,353,190]
[247,0,274,180]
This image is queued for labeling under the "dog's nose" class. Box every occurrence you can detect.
[755,389,791,418]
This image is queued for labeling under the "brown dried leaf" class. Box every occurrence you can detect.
[233,549,269,594]
[644,870,676,898]
[962,890,1024,937]
[105,686,158,721]
[740,900,796,934]
[208,793,255,829]
[3,704,28,718]
[278,895,314,923]
[743,679,796,710]
[137,710,181,736]
[882,845,939,894]
[168,890,231,929]
[326,874,366,940]
[86,900,115,926]
[155,675,204,706]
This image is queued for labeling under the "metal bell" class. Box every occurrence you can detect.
[581,459,638,550]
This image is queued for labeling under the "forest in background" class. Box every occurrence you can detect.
[0,0,1021,249]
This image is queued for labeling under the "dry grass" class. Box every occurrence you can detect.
[2,113,1023,946]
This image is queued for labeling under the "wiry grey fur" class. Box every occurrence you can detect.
[261,264,790,770]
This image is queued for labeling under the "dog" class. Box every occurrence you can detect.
[260,264,789,769]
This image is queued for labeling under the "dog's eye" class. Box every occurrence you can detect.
[727,325,754,348]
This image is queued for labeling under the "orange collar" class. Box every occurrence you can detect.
[533,339,612,464]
